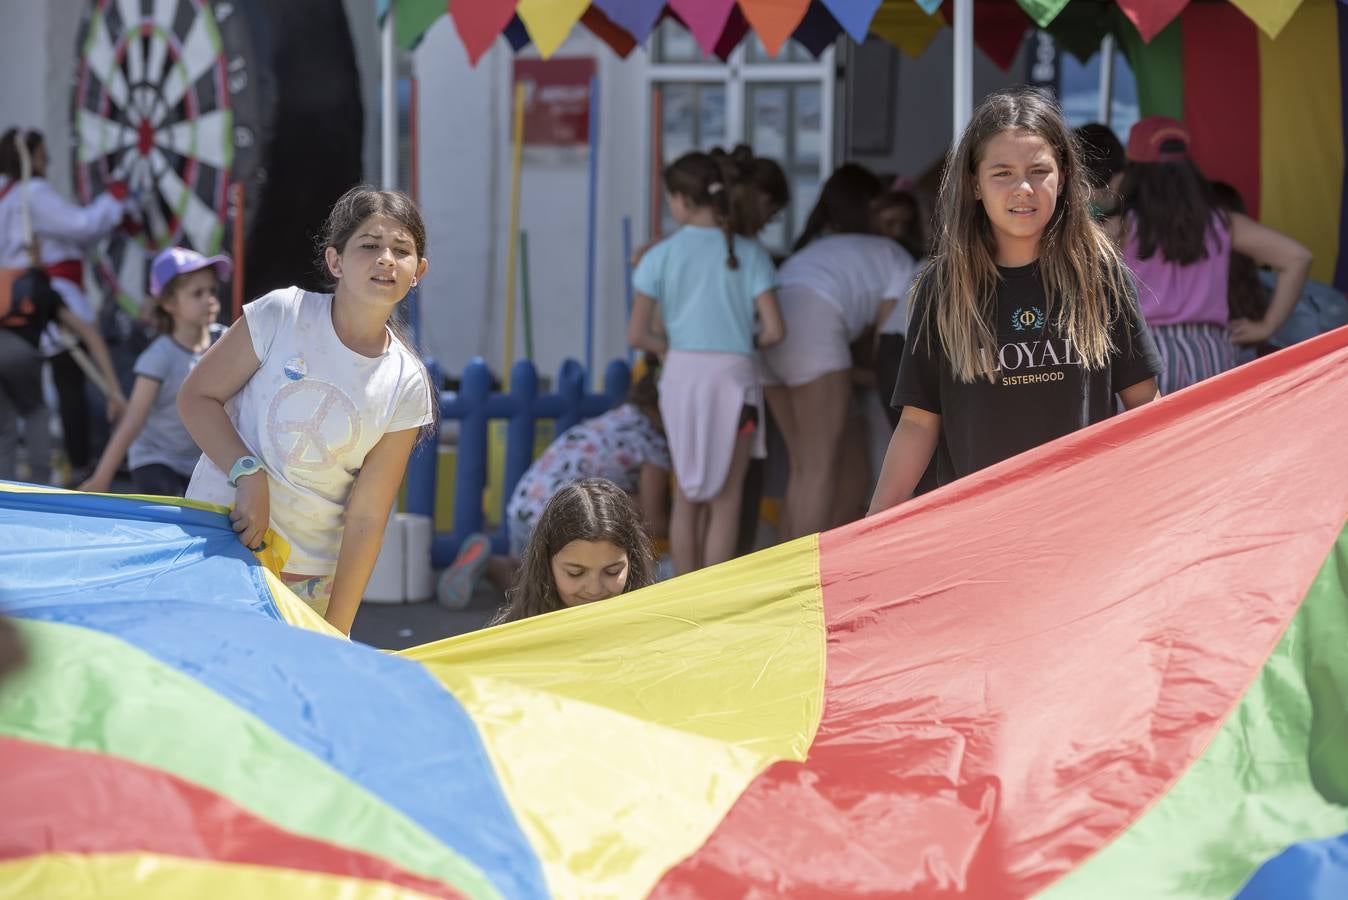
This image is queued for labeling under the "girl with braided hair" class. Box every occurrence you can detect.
[628,150,784,574]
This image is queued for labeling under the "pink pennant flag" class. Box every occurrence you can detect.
[668,0,739,56]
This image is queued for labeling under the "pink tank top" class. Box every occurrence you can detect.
[1124,215,1231,327]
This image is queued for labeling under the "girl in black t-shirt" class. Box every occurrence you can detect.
[869,88,1162,514]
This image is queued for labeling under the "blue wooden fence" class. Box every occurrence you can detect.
[405,357,631,567]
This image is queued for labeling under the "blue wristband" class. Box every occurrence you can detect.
[227,455,263,487]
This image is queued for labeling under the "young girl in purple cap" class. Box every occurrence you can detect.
[178,187,436,636]
[81,248,228,496]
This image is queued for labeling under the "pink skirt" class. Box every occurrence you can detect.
[659,350,765,502]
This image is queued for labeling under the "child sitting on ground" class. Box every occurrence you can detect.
[488,478,656,624]
[438,367,670,608]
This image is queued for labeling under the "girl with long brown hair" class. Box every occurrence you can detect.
[490,478,656,624]
[869,88,1162,513]
[1116,117,1311,394]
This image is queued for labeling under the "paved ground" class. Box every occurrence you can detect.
[350,581,503,650]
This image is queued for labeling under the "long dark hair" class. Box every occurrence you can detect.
[316,185,437,439]
[0,128,43,180]
[1120,156,1221,265]
[665,151,743,269]
[792,163,883,252]
[917,86,1127,381]
[1209,180,1268,322]
[492,478,656,625]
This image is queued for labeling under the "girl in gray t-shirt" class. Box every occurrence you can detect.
[81,247,229,496]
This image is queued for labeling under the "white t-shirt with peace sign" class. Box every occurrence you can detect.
[186,287,433,575]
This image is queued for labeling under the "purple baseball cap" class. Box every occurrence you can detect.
[149,247,233,296]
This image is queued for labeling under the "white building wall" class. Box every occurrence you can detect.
[413,23,646,384]
[1,0,85,196]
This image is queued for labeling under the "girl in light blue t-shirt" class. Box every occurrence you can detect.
[628,150,784,575]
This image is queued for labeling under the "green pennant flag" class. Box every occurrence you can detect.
[393,0,450,52]
[1017,0,1073,28]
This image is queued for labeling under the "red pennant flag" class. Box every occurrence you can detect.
[452,0,518,65]
[1116,0,1191,43]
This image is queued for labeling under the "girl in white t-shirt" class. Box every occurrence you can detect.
[179,187,435,635]
[759,164,915,539]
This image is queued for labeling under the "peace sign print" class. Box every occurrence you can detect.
[267,379,362,472]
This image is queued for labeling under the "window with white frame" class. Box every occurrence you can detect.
[644,20,834,255]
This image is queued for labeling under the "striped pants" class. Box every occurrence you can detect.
[1151,322,1238,396]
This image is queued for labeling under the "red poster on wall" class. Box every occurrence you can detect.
[513,58,595,147]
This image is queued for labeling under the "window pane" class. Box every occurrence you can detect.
[794,84,822,168]
[660,83,696,161]
[655,82,729,235]
[699,84,727,146]
[748,84,789,160]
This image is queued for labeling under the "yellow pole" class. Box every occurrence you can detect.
[503,81,526,386]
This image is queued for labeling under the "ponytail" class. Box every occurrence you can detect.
[709,155,739,270]
[664,149,749,271]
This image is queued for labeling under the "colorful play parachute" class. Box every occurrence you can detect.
[3,328,1348,898]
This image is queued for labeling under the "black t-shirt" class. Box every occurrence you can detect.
[1,269,66,349]
[892,261,1161,485]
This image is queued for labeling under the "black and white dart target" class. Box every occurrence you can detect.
[72,0,274,315]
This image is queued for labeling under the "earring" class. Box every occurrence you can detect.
[410,277,419,288]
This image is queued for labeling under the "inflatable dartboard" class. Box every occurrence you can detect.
[72,0,275,317]
[72,0,365,324]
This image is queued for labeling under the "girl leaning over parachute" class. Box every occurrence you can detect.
[177,186,437,636]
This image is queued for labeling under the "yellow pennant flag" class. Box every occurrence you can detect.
[870,0,946,59]
[517,0,590,58]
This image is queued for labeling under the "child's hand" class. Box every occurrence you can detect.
[105,393,127,422]
[1229,317,1274,346]
[230,473,270,550]
[79,472,112,493]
